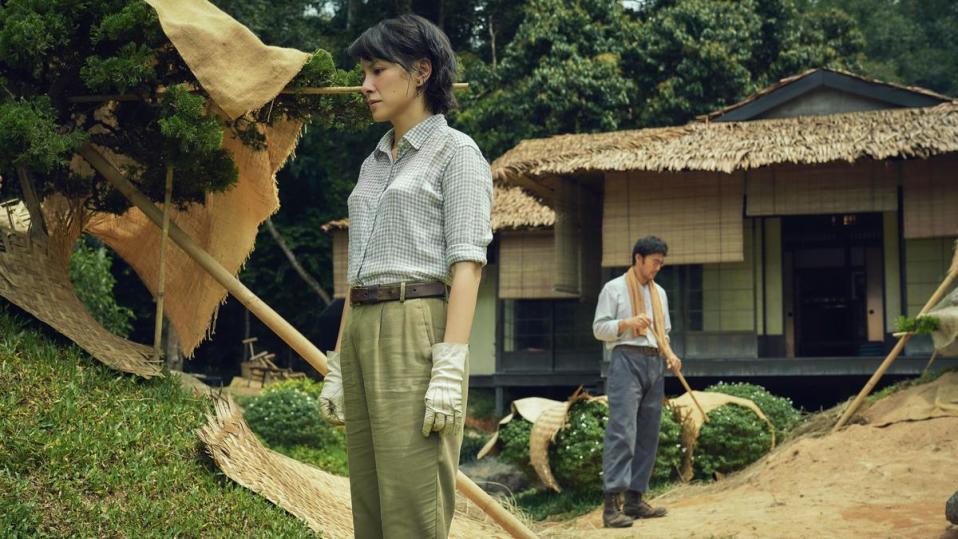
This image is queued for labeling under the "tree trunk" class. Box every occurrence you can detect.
[346,0,360,31]
[264,219,332,306]
[437,0,446,30]
[488,15,497,69]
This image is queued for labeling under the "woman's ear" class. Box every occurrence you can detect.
[416,59,433,87]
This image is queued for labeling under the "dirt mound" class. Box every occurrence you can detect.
[546,379,958,538]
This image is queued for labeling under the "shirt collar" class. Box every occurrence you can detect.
[374,114,446,157]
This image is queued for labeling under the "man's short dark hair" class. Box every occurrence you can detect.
[631,235,668,263]
[348,14,458,114]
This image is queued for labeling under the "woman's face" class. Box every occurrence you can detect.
[360,58,421,123]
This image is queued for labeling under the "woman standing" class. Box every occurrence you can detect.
[318,14,493,539]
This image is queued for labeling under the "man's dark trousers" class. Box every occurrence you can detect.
[602,345,665,493]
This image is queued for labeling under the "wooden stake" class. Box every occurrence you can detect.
[833,241,958,432]
[67,83,469,103]
[77,144,537,539]
[153,165,174,363]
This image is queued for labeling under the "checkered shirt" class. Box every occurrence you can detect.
[347,114,493,287]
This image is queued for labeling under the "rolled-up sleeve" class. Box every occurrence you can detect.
[593,284,621,342]
[443,144,493,268]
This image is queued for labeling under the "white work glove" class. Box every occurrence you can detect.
[421,342,467,437]
[319,351,345,426]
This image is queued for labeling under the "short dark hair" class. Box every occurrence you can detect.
[632,235,668,264]
[348,14,458,114]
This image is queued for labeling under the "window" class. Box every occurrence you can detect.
[503,299,597,353]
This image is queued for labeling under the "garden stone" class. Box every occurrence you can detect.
[460,456,536,497]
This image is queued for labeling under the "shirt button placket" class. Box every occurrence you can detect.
[355,148,400,284]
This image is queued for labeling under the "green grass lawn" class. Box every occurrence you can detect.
[0,307,314,537]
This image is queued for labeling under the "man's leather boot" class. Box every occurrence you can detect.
[623,490,668,519]
[602,492,634,528]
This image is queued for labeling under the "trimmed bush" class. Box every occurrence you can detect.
[705,382,802,435]
[497,417,534,469]
[262,377,324,400]
[551,400,607,492]
[242,388,336,448]
[694,403,773,479]
[653,404,683,484]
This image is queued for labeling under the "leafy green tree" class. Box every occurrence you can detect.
[805,0,958,96]
[0,0,362,215]
[456,0,867,158]
[455,0,639,158]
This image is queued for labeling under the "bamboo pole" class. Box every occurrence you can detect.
[67,83,469,103]
[833,241,958,432]
[77,144,537,539]
[673,367,708,423]
[153,165,174,363]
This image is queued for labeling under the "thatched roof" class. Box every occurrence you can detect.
[698,68,952,122]
[320,183,554,233]
[491,101,958,182]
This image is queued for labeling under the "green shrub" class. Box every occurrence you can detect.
[498,416,533,469]
[262,377,324,400]
[653,404,683,484]
[242,387,335,448]
[460,428,490,464]
[694,403,773,479]
[551,400,607,492]
[69,237,135,337]
[705,382,802,435]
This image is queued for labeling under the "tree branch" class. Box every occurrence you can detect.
[264,218,332,306]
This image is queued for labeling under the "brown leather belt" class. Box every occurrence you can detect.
[350,281,447,305]
[621,345,660,356]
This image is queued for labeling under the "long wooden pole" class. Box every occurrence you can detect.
[77,144,537,539]
[833,241,958,432]
[153,165,174,363]
[672,367,708,423]
[67,83,469,103]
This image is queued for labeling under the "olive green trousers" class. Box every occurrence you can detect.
[340,297,467,539]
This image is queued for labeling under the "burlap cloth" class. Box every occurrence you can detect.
[85,0,311,357]
[928,289,958,357]
[863,371,958,426]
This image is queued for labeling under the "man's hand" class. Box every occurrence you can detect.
[666,354,682,372]
[619,314,652,335]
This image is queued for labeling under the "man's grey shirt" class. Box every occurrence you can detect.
[347,114,493,286]
[593,274,671,350]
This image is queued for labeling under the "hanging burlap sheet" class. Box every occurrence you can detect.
[144,0,310,120]
[85,0,311,357]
